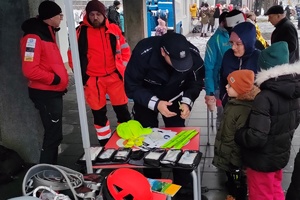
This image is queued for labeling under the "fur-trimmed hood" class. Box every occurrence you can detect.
[256,61,300,86]
[255,61,300,99]
[237,85,260,101]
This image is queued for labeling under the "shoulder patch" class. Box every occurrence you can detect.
[26,38,36,48]
[24,38,36,62]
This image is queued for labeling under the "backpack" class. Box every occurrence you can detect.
[107,6,120,26]
[0,145,25,185]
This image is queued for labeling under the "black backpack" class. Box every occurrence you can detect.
[107,6,120,26]
[0,145,25,184]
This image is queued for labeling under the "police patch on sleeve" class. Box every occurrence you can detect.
[24,38,36,62]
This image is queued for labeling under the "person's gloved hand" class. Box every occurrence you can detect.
[205,95,216,111]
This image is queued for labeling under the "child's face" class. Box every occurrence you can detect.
[226,84,238,97]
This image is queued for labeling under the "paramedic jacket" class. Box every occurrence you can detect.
[124,36,205,112]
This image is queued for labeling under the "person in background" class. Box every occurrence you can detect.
[219,22,260,107]
[199,3,210,37]
[235,41,300,200]
[155,18,167,36]
[265,5,299,63]
[246,12,269,50]
[190,3,198,20]
[204,11,230,127]
[107,0,121,29]
[213,70,260,200]
[285,5,291,20]
[118,9,125,35]
[213,4,221,30]
[68,0,131,146]
[208,6,215,33]
[124,32,205,196]
[20,1,68,164]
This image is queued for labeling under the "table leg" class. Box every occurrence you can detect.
[191,169,201,200]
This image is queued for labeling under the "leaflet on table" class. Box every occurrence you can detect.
[148,178,181,197]
[142,128,177,149]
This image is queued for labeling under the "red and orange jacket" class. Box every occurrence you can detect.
[20,18,69,94]
[68,16,131,85]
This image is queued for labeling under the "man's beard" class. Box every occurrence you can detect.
[92,20,103,28]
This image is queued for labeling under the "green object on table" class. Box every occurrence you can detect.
[173,130,198,149]
[161,129,197,149]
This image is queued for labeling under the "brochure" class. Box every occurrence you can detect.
[142,128,177,148]
[147,178,181,197]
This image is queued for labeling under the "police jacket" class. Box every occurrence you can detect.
[21,18,69,98]
[124,36,205,112]
[235,62,300,172]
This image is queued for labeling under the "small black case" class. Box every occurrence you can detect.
[160,149,183,167]
[113,147,132,162]
[177,150,202,169]
[97,148,116,162]
[144,148,166,167]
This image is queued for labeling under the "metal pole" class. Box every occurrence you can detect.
[63,0,93,173]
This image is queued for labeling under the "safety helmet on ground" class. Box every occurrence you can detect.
[102,168,153,200]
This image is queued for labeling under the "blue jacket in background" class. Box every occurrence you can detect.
[204,27,231,95]
[220,22,261,105]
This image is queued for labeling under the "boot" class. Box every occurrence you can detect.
[204,33,207,37]
[200,33,203,37]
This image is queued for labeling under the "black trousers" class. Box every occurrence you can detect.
[30,96,63,164]
[92,104,131,127]
[132,102,192,187]
[286,148,300,200]
[92,104,131,146]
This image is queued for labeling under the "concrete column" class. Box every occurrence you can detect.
[123,0,147,49]
[0,0,43,163]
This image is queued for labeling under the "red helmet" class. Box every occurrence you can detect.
[102,168,153,200]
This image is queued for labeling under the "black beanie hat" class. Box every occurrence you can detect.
[114,1,121,6]
[86,0,106,17]
[38,1,62,20]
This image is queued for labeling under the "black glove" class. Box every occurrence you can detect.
[51,74,61,85]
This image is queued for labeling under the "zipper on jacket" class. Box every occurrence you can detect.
[100,29,108,75]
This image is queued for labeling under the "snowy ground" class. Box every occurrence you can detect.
[186,16,299,58]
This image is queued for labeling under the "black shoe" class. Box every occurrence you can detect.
[200,33,203,37]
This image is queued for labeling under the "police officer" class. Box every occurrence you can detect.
[124,32,205,193]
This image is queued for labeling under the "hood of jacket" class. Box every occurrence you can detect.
[236,85,260,101]
[22,17,57,36]
[231,22,256,57]
[255,61,300,99]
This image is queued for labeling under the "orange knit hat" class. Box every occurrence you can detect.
[227,70,254,95]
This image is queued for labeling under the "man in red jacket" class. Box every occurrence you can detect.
[20,1,68,164]
[68,0,131,146]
